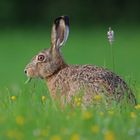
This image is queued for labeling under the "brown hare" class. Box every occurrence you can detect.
[24,16,136,107]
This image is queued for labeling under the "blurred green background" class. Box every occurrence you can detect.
[0,0,140,87]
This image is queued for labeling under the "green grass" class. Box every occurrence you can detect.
[0,25,140,140]
[0,84,140,140]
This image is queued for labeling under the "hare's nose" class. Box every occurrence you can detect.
[24,69,27,74]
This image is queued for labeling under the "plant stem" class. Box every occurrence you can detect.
[110,44,115,72]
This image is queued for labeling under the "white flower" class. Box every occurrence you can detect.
[107,27,114,45]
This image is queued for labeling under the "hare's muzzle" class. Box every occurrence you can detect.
[24,67,34,77]
[24,68,33,84]
[24,69,27,74]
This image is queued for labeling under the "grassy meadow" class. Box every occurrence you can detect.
[0,25,140,140]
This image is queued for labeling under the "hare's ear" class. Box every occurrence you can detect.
[51,16,69,50]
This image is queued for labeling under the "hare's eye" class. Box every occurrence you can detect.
[37,55,45,61]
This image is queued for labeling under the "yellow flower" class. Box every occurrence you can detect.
[74,97,81,102]
[99,111,104,116]
[11,96,16,101]
[94,95,102,101]
[41,95,47,103]
[134,104,140,110]
[91,125,100,134]
[104,131,115,140]
[130,112,137,119]
[76,102,81,107]
[6,129,23,140]
[70,133,80,140]
[40,129,48,137]
[50,135,62,140]
[108,110,114,116]
[16,115,25,126]
[74,97,82,107]
[82,111,93,120]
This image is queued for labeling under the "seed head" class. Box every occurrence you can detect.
[107,27,114,45]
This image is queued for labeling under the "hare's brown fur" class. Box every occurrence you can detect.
[24,16,136,106]
[46,65,136,106]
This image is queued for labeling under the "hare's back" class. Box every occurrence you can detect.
[61,65,128,93]
[69,65,124,82]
